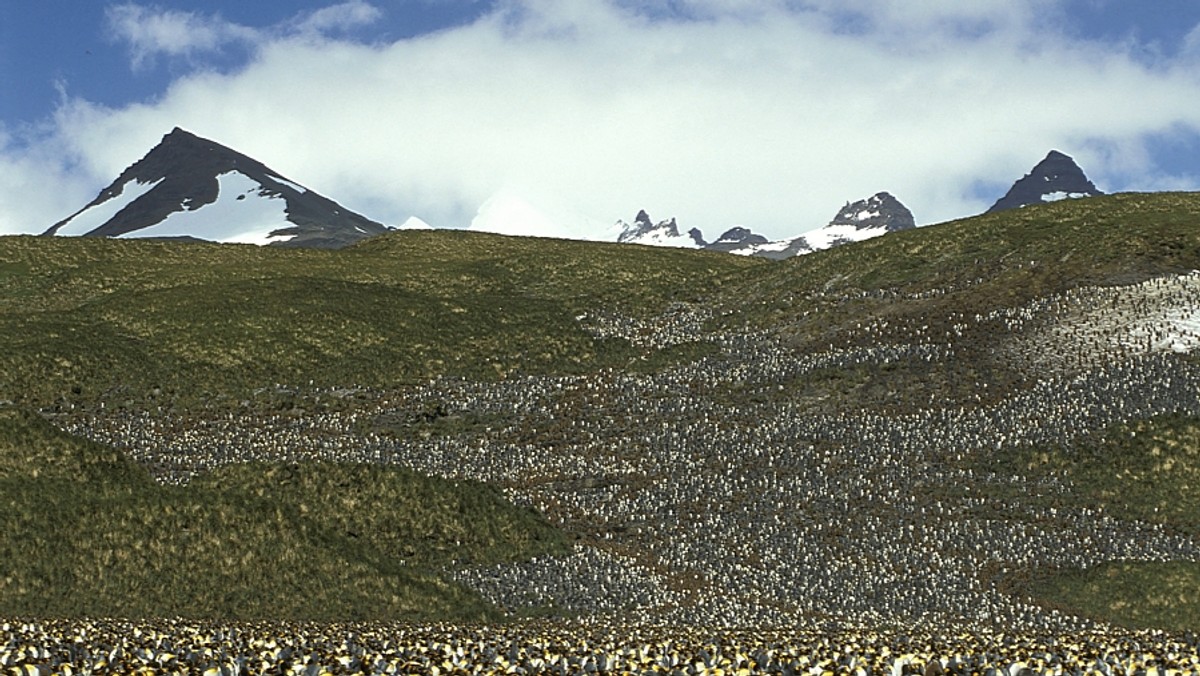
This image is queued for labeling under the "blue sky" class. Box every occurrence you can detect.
[1,2,496,125]
[3,1,1200,240]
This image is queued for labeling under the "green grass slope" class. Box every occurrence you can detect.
[0,406,568,621]
[0,230,761,411]
[720,192,1200,338]
[705,193,1200,411]
[975,413,1200,631]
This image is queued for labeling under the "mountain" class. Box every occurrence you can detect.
[703,226,770,253]
[986,150,1104,213]
[615,209,707,248]
[784,189,916,253]
[43,127,389,248]
[826,189,917,233]
[616,192,914,259]
[713,191,917,259]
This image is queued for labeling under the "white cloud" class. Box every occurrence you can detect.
[0,123,96,235]
[104,3,260,69]
[104,2,385,69]
[5,0,1200,240]
[289,1,385,36]
[1183,20,1200,60]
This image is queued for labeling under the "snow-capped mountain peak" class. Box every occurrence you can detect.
[44,127,389,248]
[615,210,706,248]
[708,191,916,260]
[611,192,916,259]
[828,192,915,232]
[986,150,1103,213]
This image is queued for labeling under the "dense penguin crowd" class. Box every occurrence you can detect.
[33,269,1200,667]
[5,618,1200,675]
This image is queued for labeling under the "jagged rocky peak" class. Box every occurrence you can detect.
[615,210,659,243]
[44,127,389,248]
[987,150,1104,213]
[828,191,916,232]
[705,226,770,254]
[615,210,706,247]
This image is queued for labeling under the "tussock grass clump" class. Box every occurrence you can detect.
[1028,561,1200,632]
[983,413,1200,527]
[975,412,1200,630]
[0,406,568,621]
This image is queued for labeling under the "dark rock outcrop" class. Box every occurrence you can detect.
[986,150,1103,213]
[828,192,916,232]
[704,227,770,254]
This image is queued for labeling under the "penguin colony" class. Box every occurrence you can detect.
[4,618,1200,675]
[30,269,1200,669]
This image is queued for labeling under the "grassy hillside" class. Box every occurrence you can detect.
[730,192,1200,306]
[0,230,760,410]
[720,192,1200,341]
[705,193,1200,630]
[0,406,567,621]
[5,194,1200,632]
[704,193,1200,411]
[1027,561,1200,632]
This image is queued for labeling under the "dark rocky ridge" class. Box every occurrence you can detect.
[704,227,770,254]
[987,150,1104,213]
[44,127,389,248]
[828,191,916,232]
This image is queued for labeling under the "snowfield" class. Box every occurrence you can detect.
[53,178,164,237]
[1004,271,1200,374]
[116,171,297,245]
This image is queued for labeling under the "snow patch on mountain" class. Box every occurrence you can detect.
[117,171,296,245]
[267,173,307,194]
[1042,191,1091,202]
[615,210,705,249]
[626,222,703,248]
[987,150,1103,213]
[712,192,915,259]
[54,179,164,237]
[398,216,434,230]
[800,223,893,250]
[726,238,794,256]
[611,192,915,259]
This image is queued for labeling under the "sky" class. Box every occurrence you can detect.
[3,0,1200,242]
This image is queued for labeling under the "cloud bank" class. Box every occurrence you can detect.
[4,0,1200,241]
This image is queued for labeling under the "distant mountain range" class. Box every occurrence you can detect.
[42,128,1103,256]
[616,151,1101,258]
[617,191,916,259]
